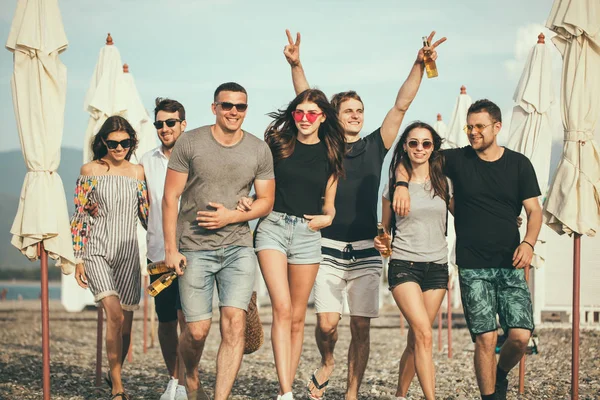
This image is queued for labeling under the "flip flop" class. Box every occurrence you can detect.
[307,368,329,400]
[110,392,131,400]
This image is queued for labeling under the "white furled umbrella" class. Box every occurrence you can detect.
[434,113,451,149]
[6,0,73,398]
[445,85,473,149]
[544,0,600,397]
[507,33,555,269]
[82,33,126,163]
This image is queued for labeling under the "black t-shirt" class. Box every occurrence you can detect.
[443,146,541,269]
[322,129,388,242]
[273,140,329,218]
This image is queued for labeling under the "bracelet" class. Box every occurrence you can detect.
[393,181,409,189]
[521,240,534,250]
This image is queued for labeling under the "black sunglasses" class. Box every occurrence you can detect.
[153,118,182,129]
[105,139,132,150]
[215,102,248,112]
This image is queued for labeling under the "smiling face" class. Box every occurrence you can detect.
[466,111,501,152]
[402,127,434,167]
[294,101,326,140]
[155,110,186,149]
[103,130,132,162]
[212,90,247,133]
[337,98,364,137]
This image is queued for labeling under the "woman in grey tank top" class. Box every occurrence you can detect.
[375,121,452,400]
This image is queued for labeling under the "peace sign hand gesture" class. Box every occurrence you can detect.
[417,31,447,63]
[284,29,302,67]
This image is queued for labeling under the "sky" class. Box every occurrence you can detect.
[0,0,570,162]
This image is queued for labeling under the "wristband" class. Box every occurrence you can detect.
[393,181,409,189]
[521,240,534,250]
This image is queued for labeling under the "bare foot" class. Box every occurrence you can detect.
[307,363,334,399]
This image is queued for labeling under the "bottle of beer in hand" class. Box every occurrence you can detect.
[147,271,178,297]
[146,260,172,275]
[422,36,439,78]
[376,222,392,258]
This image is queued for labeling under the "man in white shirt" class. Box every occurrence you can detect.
[139,98,190,400]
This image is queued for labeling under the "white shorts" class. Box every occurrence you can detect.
[314,238,383,318]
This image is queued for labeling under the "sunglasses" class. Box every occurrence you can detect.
[153,119,182,129]
[407,139,433,150]
[463,122,495,134]
[215,102,248,112]
[105,139,132,150]
[291,110,323,123]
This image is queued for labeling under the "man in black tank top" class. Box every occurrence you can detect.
[283,30,446,399]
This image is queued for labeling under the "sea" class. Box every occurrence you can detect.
[0,281,61,301]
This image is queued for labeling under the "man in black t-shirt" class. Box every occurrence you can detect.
[283,30,446,400]
[394,99,542,400]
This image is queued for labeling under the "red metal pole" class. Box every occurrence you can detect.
[518,264,530,394]
[447,288,452,358]
[437,308,442,352]
[128,333,133,363]
[143,275,148,353]
[572,234,581,399]
[95,306,103,387]
[38,243,51,400]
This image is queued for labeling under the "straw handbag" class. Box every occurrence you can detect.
[244,291,264,354]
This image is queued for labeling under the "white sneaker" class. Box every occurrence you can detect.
[174,384,188,400]
[280,393,294,400]
[160,377,178,400]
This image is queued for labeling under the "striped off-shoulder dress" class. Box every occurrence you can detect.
[71,175,149,310]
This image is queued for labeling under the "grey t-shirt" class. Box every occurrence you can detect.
[168,125,274,251]
[383,180,451,263]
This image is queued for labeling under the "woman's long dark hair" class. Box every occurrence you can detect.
[388,121,449,230]
[91,115,138,169]
[265,89,345,179]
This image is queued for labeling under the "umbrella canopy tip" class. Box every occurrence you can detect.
[106,33,114,45]
[123,63,129,73]
[460,85,467,94]
[437,113,442,121]
[537,33,545,44]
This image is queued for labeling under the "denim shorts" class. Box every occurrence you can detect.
[179,246,256,322]
[388,259,449,292]
[254,211,322,264]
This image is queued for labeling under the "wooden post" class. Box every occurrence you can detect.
[38,243,51,400]
[518,264,531,394]
[143,275,148,353]
[447,288,452,358]
[437,308,442,352]
[95,306,103,387]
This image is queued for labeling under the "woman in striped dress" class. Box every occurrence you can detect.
[71,115,149,400]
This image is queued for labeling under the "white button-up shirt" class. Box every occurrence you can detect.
[140,146,170,263]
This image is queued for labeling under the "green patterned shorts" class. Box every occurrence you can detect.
[459,268,534,342]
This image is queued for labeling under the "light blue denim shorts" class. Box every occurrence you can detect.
[254,211,322,264]
[179,245,256,322]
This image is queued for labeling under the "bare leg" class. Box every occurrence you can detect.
[120,310,133,365]
[288,263,320,384]
[102,296,126,396]
[258,250,293,394]
[396,288,446,397]
[158,320,179,377]
[180,319,211,394]
[176,310,186,381]
[498,328,530,373]
[391,283,442,400]
[474,331,498,396]
[308,312,340,398]
[345,316,371,400]
[214,306,246,400]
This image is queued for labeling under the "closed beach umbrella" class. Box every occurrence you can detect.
[544,0,600,397]
[445,85,473,149]
[434,113,450,149]
[6,0,73,398]
[507,33,555,269]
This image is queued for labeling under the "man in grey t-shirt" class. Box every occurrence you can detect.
[163,82,275,400]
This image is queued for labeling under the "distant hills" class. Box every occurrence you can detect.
[0,147,83,268]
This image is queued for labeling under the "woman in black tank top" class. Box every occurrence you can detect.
[255,89,345,400]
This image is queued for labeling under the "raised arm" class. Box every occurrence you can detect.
[380,31,447,149]
[284,29,310,95]
[163,168,188,275]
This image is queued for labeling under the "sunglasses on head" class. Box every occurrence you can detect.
[407,139,433,150]
[105,139,132,150]
[291,110,323,123]
[153,119,182,129]
[215,102,248,112]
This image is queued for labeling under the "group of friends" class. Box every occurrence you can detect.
[70,30,542,400]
